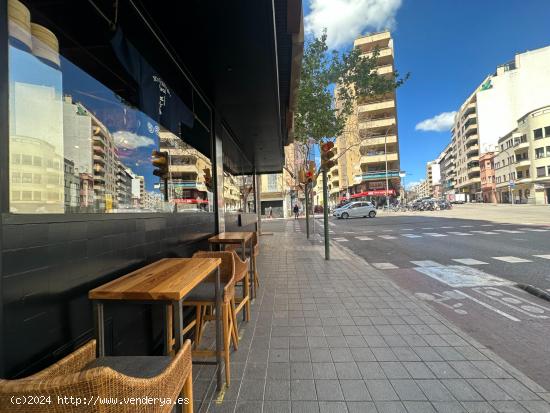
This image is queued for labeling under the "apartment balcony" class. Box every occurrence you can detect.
[362,47,394,65]
[360,152,398,164]
[330,185,340,195]
[359,170,401,181]
[513,141,529,151]
[463,102,476,117]
[464,124,477,137]
[359,116,396,130]
[466,144,479,156]
[94,164,105,174]
[357,99,395,114]
[169,164,199,174]
[359,135,397,147]
[93,155,106,164]
[515,157,530,167]
[94,175,105,183]
[465,134,478,146]
[354,31,391,50]
[375,64,393,76]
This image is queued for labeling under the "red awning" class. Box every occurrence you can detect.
[350,189,396,198]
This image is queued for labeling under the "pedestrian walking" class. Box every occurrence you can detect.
[293,204,299,219]
[268,206,273,219]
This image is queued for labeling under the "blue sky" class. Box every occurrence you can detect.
[304,0,550,186]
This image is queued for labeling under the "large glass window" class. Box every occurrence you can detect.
[7,7,211,214]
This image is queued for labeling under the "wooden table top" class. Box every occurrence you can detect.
[89,258,221,301]
[208,231,253,244]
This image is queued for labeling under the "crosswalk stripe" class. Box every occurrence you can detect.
[421,227,434,230]
[333,237,348,242]
[494,229,524,234]
[441,226,454,229]
[460,225,473,228]
[480,224,494,227]
[520,228,549,232]
[401,234,422,238]
[423,233,447,237]
[452,258,488,265]
[492,256,532,263]
[447,232,472,236]
[355,236,373,241]
[534,255,550,260]
[378,235,397,239]
[411,260,443,267]
[372,262,398,269]
[470,230,497,234]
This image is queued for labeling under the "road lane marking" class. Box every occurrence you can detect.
[414,265,513,287]
[378,235,397,239]
[401,234,422,238]
[411,260,443,267]
[494,229,524,234]
[447,232,472,236]
[519,228,549,232]
[402,228,414,231]
[441,226,454,229]
[333,237,348,242]
[423,233,447,237]
[451,258,488,265]
[534,255,550,260]
[470,231,497,235]
[421,227,434,230]
[492,256,532,263]
[480,224,494,227]
[355,236,373,241]
[372,262,398,269]
[453,290,520,322]
[473,287,550,319]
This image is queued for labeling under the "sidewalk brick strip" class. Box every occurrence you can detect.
[198,220,550,413]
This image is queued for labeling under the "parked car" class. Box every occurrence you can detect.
[333,201,376,219]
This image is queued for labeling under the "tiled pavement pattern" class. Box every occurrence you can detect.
[194,220,550,413]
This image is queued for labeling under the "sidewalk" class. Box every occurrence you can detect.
[197,220,550,413]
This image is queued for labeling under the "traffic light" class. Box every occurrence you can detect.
[152,150,169,178]
[306,160,316,183]
[203,168,213,190]
[321,141,337,170]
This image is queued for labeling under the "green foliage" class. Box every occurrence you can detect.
[294,30,408,145]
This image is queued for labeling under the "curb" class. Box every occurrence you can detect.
[516,283,550,302]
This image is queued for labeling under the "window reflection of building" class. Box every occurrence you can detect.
[159,131,212,209]
[223,172,240,211]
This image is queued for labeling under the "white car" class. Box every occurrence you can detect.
[333,201,376,219]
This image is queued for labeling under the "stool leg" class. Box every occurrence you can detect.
[244,274,251,322]
[183,369,194,413]
[230,298,239,349]
[194,305,203,348]
[223,303,231,386]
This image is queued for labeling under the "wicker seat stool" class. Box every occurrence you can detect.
[0,339,194,413]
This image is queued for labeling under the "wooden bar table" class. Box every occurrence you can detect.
[89,257,224,390]
[208,232,255,298]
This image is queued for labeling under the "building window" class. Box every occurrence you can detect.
[536,167,546,177]
[535,148,545,159]
[545,126,550,137]
[7,21,212,214]
[534,128,543,140]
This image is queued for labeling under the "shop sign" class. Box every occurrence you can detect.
[369,181,386,189]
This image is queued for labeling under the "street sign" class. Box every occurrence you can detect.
[509,180,515,188]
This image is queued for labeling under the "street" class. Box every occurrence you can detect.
[294,206,550,391]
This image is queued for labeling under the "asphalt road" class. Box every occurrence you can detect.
[295,213,550,390]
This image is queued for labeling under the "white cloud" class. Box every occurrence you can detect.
[415,111,457,132]
[406,180,422,189]
[113,131,155,150]
[305,0,402,49]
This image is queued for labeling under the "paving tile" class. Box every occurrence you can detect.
[340,379,371,401]
[358,362,387,380]
[520,400,550,413]
[461,401,497,412]
[238,378,266,401]
[402,362,436,379]
[267,362,291,379]
[292,362,314,380]
[331,348,355,362]
[416,379,456,401]
[467,379,513,401]
[374,401,407,412]
[207,400,237,413]
[263,400,291,413]
[346,401,377,413]
[291,348,312,362]
[270,349,290,362]
[234,400,263,413]
[403,401,436,412]
[492,379,539,401]
[291,401,320,413]
[431,401,468,412]
[291,380,318,401]
[365,380,399,401]
[379,362,410,379]
[427,362,461,379]
[335,362,362,379]
[311,348,333,362]
[313,363,338,379]
[490,400,529,412]
[390,379,427,401]
[315,380,345,401]
[319,401,349,413]
[265,379,291,400]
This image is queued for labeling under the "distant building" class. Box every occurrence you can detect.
[495,106,550,204]
[480,152,497,203]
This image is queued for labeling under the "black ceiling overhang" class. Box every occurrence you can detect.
[20,0,303,175]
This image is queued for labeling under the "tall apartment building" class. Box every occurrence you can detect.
[335,30,401,203]
[480,152,497,203]
[439,143,456,198]
[495,106,550,204]
[448,44,550,202]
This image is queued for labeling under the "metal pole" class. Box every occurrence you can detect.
[305,184,310,238]
[322,169,330,260]
[385,134,390,208]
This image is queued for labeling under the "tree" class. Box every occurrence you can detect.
[292,30,408,257]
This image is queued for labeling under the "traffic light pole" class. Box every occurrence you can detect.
[305,183,310,239]
[322,169,330,260]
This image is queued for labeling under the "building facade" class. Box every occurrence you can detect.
[334,30,401,204]
[495,106,550,204]
[480,152,497,203]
